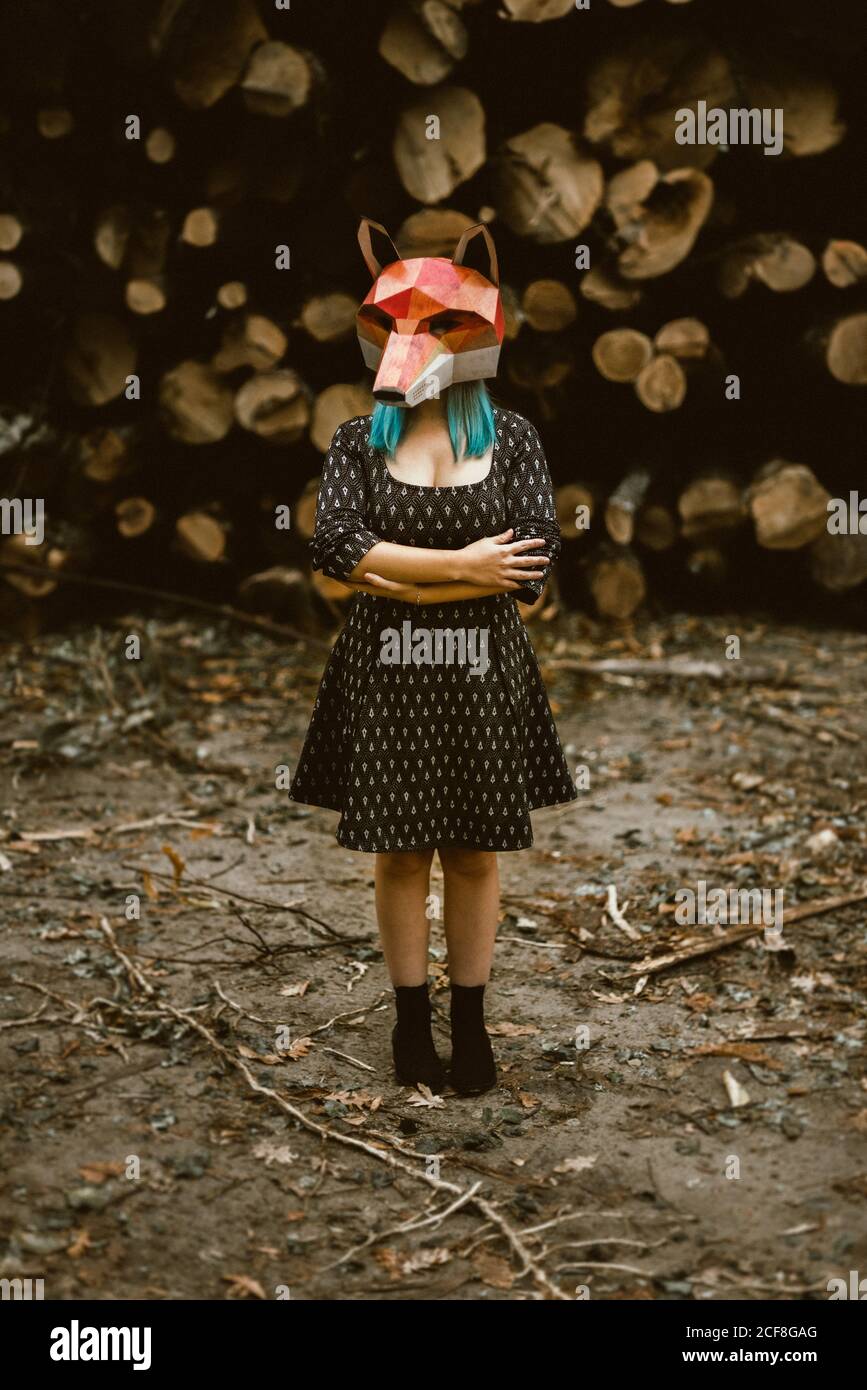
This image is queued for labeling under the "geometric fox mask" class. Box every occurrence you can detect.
[356,217,505,408]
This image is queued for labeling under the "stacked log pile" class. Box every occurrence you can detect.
[0,0,865,635]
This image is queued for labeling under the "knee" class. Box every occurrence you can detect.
[377,850,434,879]
[439,848,497,878]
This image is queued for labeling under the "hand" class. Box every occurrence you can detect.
[459,529,549,587]
[343,573,417,602]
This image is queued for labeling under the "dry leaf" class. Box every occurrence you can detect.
[722,1069,751,1108]
[488,1021,539,1037]
[406,1083,445,1108]
[375,1247,450,1280]
[401,1247,451,1274]
[279,981,310,997]
[554,1154,598,1174]
[684,992,715,1012]
[161,843,186,885]
[78,1161,125,1184]
[471,1249,514,1290]
[324,1090,381,1111]
[252,1140,298,1167]
[222,1273,266,1300]
[375,1248,405,1281]
[237,1043,283,1065]
[67,1229,92,1259]
[692,1042,781,1069]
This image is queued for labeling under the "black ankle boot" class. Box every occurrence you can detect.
[449,982,497,1096]
[391,983,445,1092]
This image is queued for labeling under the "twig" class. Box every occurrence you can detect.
[462,1209,629,1256]
[213,981,284,1026]
[518,1211,631,1237]
[604,885,642,942]
[110,812,225,837]
[544,657,826,686]
[0,560,332,649]
[99,916,155,996]
[316,1183,482,1274]
[121,862,306,920]
[0,1002,49,1030]
[548,1237,663,1254]
[319,1046,375,1072]
[11,974,88,1016]
[97,925,553,1299]
[227,905,273,956]
[624,883,867,977]
[743,700,859,745]
[308,994,388,1036]
[692,1274,827,1294]
[498,936,568,950]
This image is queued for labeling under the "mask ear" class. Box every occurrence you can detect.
[358,218,400,278]
[452,223,499,287]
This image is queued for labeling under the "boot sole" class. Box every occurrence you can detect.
[448,1071,498,1097]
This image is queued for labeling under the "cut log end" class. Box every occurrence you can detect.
[634,353,687,412]
[521,280,577,333]
[822,240,867,289]
[592,328,653,383]
[217,281,248,310]
[749,462,830,550]
[604,469,652,545]
[116,497,156,539]
[588,547,647,621]
[826,313,867,385]
[125,278,166,315]
[181,207,220,248]
[175,512,227,564]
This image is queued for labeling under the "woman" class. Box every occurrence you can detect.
[289,220,577,1096]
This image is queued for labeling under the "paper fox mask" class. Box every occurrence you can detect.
[356,218,505,407]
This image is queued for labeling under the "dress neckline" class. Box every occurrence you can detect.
[372,407,502,493]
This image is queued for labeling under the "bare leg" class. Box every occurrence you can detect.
[439,848,500,984]
[438,847,499,1094]
[375,849,435,986]
[376,848,444,1089]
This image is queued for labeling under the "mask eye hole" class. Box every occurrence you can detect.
[428,311,469,337]
[359,304,393,335]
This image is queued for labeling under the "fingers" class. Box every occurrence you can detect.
[512,570,545,581]
[491,528,514,544]
[510,554,550,569]
[365,573,402,590]
[506,538,547,553]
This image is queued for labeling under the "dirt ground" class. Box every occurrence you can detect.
[1,607,866,1302]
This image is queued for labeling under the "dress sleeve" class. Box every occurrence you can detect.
[503,419,561,605]
[310,421,382,581]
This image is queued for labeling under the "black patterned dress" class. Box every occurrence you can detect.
[288,407,577,852]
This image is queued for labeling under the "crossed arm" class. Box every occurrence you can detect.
[344,530,549,605]
[311,419,559,606]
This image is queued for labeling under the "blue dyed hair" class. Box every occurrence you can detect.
[369,381,495,460]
